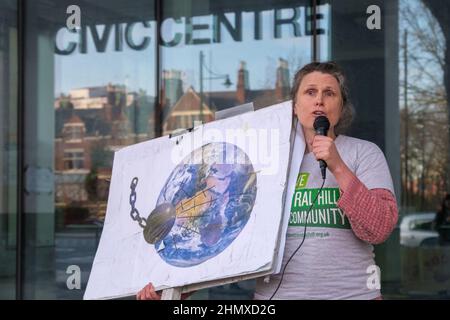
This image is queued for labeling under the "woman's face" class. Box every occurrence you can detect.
[294,71,343,134]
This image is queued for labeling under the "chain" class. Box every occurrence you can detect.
[129,177,147,228]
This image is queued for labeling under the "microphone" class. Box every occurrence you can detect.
[313,116,330,180]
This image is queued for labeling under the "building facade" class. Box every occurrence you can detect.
[1,0,450,299]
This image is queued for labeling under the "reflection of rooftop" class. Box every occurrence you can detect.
[161,58,291,135]
[204,88,281,111]
[55,90,155,138]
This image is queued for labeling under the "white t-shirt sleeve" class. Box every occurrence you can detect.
[354,141,395,196]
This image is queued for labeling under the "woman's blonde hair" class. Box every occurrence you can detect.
[291,61,354,135]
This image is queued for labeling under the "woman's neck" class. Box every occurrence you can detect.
[303,127,336,153]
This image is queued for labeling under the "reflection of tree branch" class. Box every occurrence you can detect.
[402,2,445,67]
[407,84,446,106]
[407,54,444,88]
[399,2,450,204]
[422,0,450,194]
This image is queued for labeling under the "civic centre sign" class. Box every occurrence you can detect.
[55,5,329,55]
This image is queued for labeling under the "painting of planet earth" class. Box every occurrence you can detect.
[154,142,257,267]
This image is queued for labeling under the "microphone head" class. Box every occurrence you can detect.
[313,116,330,135]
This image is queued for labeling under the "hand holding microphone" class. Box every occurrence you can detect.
[312,116,345,180]
[313,116,330,179]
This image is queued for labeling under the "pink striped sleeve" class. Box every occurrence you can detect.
[337,175,398,244]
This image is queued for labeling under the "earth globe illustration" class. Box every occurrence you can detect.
[152,142,257,267]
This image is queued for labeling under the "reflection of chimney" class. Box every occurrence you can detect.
[236,61,249,105]
[275,58,290,100]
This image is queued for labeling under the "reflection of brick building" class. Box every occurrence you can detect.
[54,58,290,222]
[162,87,215,134]
[163,58,291,135]
[54,84,155,223]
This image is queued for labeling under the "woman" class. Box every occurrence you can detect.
[253,61,398,300]
[137,61,398,300]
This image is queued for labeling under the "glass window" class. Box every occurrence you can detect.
[328,0,450,299]
[397,0,450,298]
[63,151,85,170]
[160,0,323,136]
[12,0,450,300]
[63,124,84,142]
[0,0,18,300]
[160,0,326,299]
[24,0,156,299]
